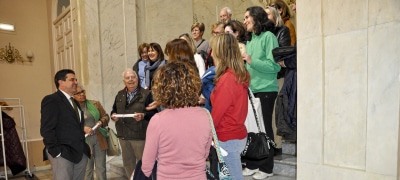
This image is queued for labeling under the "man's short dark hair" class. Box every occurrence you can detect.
[54,69,75,89]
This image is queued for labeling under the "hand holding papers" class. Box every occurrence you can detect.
[85,123,100,138]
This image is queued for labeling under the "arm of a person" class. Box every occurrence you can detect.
[211,76,234,128]
[144,93,158,120]
[141,116,160,177]
[195,55,206,77]
[40,96,61,157]
[204,129,212,158]
[285,20,297,46]
[94,101,110,127]
[282,53,297,69]
[202,80,214,102]
[249,35,281,74]
[279,26,291,47]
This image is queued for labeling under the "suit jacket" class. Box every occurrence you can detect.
[40,90,90,163]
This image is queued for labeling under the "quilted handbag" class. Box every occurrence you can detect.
[241,89,276,160]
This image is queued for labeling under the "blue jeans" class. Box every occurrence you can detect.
[219,138,247,180]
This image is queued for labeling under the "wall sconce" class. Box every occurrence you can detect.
[0,43,32,63]
[0,23,15,32]
[26,50,34,62]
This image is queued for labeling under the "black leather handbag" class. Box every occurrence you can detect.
[241,90,276,160]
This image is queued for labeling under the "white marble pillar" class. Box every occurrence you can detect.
[297,0,400,179]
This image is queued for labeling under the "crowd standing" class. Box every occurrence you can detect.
[40,1,297,179]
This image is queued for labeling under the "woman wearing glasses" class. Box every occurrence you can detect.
[73,84,110,180]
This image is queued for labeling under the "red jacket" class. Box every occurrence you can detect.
[211,69,249,141]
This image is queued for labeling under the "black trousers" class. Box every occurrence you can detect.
[243,92,277,174]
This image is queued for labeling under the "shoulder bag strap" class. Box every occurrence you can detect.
[197,39,205,48]
[248,88,263,133]
[203,108,225,163]
[248,89,277,148]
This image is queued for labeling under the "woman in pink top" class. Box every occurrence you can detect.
[141,61,212,179]
[210,34,250,180]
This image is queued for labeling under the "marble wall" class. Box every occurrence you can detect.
[297,0,400,179]
[77,0,267,124]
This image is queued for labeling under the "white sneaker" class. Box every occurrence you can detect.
[242,168,259,176]
[252,171,273,179]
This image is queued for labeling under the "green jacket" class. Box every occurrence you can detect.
[245,31,281,93]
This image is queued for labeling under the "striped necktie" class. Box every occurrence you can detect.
[70,97,80,120]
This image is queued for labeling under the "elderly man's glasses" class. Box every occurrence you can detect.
[74,90,86,96]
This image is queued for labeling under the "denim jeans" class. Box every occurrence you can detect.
[219,138,247,180]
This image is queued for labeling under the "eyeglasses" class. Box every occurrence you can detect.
[74,90,86,96]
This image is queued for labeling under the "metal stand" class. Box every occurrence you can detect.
[0,98,34,179]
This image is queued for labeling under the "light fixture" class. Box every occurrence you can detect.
[0,23,15,32]
[0,43,32,63]
[26,50,34,62]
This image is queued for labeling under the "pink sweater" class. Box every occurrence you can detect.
[142,107,212,180]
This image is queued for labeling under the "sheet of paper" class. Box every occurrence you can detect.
[113,114,137,118]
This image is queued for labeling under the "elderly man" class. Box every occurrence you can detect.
[219,7,233,23]
[40,69,90,180]
[110,69,158,177]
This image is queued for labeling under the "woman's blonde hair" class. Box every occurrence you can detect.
[265,6,284,26]
[152,61,201,109]
[209,34,249,84]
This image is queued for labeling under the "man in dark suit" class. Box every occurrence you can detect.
[40,69,90,180]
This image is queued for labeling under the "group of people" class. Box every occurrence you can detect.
[40,0,297,179]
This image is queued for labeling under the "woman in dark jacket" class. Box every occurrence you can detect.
[265,6,291,47]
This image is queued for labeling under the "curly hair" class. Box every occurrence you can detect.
[152,61,201,109]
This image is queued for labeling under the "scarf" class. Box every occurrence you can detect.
[144,59,166,88]
[86,100,108,137]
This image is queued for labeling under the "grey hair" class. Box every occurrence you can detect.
[222,7,232,15]
[122,68,138,78]
[265,6,284,27]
